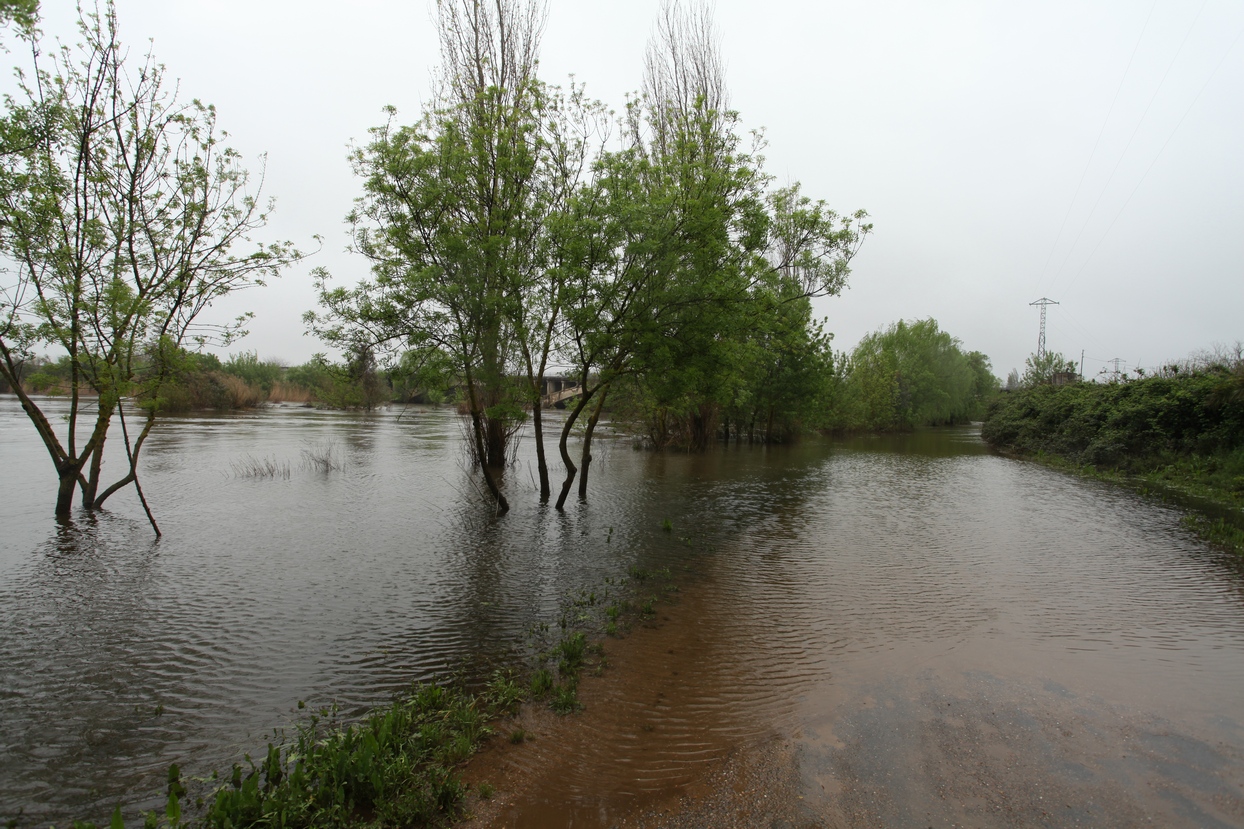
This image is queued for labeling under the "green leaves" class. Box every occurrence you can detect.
[839,319,997,431]
[0,2,301,516]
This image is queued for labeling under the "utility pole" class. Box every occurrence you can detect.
[1030,297,1059,361]
[1080,349,1085,379]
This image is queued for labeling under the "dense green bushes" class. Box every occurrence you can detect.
[981,368,1244,471]
[982,365,1244,544]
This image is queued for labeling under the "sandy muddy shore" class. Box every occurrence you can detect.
[455,565,1244,828]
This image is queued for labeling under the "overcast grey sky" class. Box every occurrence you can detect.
[18,0,1244,380]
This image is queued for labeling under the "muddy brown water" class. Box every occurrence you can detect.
[2,397,1243,826]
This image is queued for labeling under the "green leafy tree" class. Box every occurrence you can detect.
[841,319,990,430]
[310,0,587,513]
[1022,350,1077,387]
[552,2,868,500]
[0,4,299,527]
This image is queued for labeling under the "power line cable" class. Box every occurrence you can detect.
[1057,305,1113,354]
[1062,18,1244,295]
[1047,0,1208,293]
[1035,0,1158,295]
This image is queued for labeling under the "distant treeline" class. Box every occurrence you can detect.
[981,349,1244,518]
[2,347,451,412]
[596,317,999,446]
[2,316,999,434]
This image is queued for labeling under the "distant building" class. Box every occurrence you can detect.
[1050,371,1080,386]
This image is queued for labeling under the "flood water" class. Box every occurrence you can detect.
[2,396,1244,827]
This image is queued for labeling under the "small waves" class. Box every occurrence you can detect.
[3,406,1244,825]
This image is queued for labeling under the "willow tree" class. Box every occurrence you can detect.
[0,5,298,527]
[844,319,994,430]
[312,0,596,511]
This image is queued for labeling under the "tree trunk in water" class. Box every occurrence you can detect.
[83,439,104,509]
[94,403,162,537]
[472,408,510,513]
[577,387,609,501]
[533,399,550,501]
[55,464,79,517]
[484,412,507,468]
[554,390,595,511]
[463,369,509,513]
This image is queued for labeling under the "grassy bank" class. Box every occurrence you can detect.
[57,568,679,829]
[981,365,1244,553]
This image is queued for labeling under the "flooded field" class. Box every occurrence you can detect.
[2,397,1243,826]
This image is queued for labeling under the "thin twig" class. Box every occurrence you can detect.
[118,399,161,538]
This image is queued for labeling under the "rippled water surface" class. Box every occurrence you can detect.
[3,397,1244,826]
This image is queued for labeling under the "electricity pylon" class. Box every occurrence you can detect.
[1030,297,1059,361]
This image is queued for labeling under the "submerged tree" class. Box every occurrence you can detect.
[0,4,299,528]
[311,0,599,513]
[312,0,869,514]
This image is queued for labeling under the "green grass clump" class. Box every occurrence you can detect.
[549,681,580,715]
[530,668,554,698]
[196,685,487,828]
[78,683,514,829]
[555,632,587,676]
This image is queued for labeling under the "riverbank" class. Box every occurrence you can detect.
[981,369,1244,554]
[58,568,684,829]
[990,447,1244,555]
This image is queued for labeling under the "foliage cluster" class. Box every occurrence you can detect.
[309,0,870,512]
[823,318,999,431]
[71,682,507,829]
[981,364,1244,473]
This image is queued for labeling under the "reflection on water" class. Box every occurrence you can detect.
[2,398,1244,826]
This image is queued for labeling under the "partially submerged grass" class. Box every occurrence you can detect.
[300,441,344,473]
[230,454,291,480]
[63,556,687,829]
[1022,450,1244,555]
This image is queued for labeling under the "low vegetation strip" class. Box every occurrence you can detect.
[58,565,678,829]
[981,364,1244,551]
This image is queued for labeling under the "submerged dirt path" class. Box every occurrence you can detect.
[457,580,819,828]
[455,563,1244,828]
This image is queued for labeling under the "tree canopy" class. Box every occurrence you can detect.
[310,0,870,512]
[0,3,299,525]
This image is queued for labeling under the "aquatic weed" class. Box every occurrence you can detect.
[229,454,290,480]
[550,681,580,714]
[530,668,554,697]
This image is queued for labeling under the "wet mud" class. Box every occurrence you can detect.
[462,597,1244,828]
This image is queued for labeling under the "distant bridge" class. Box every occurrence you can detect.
[541,375,582,408]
